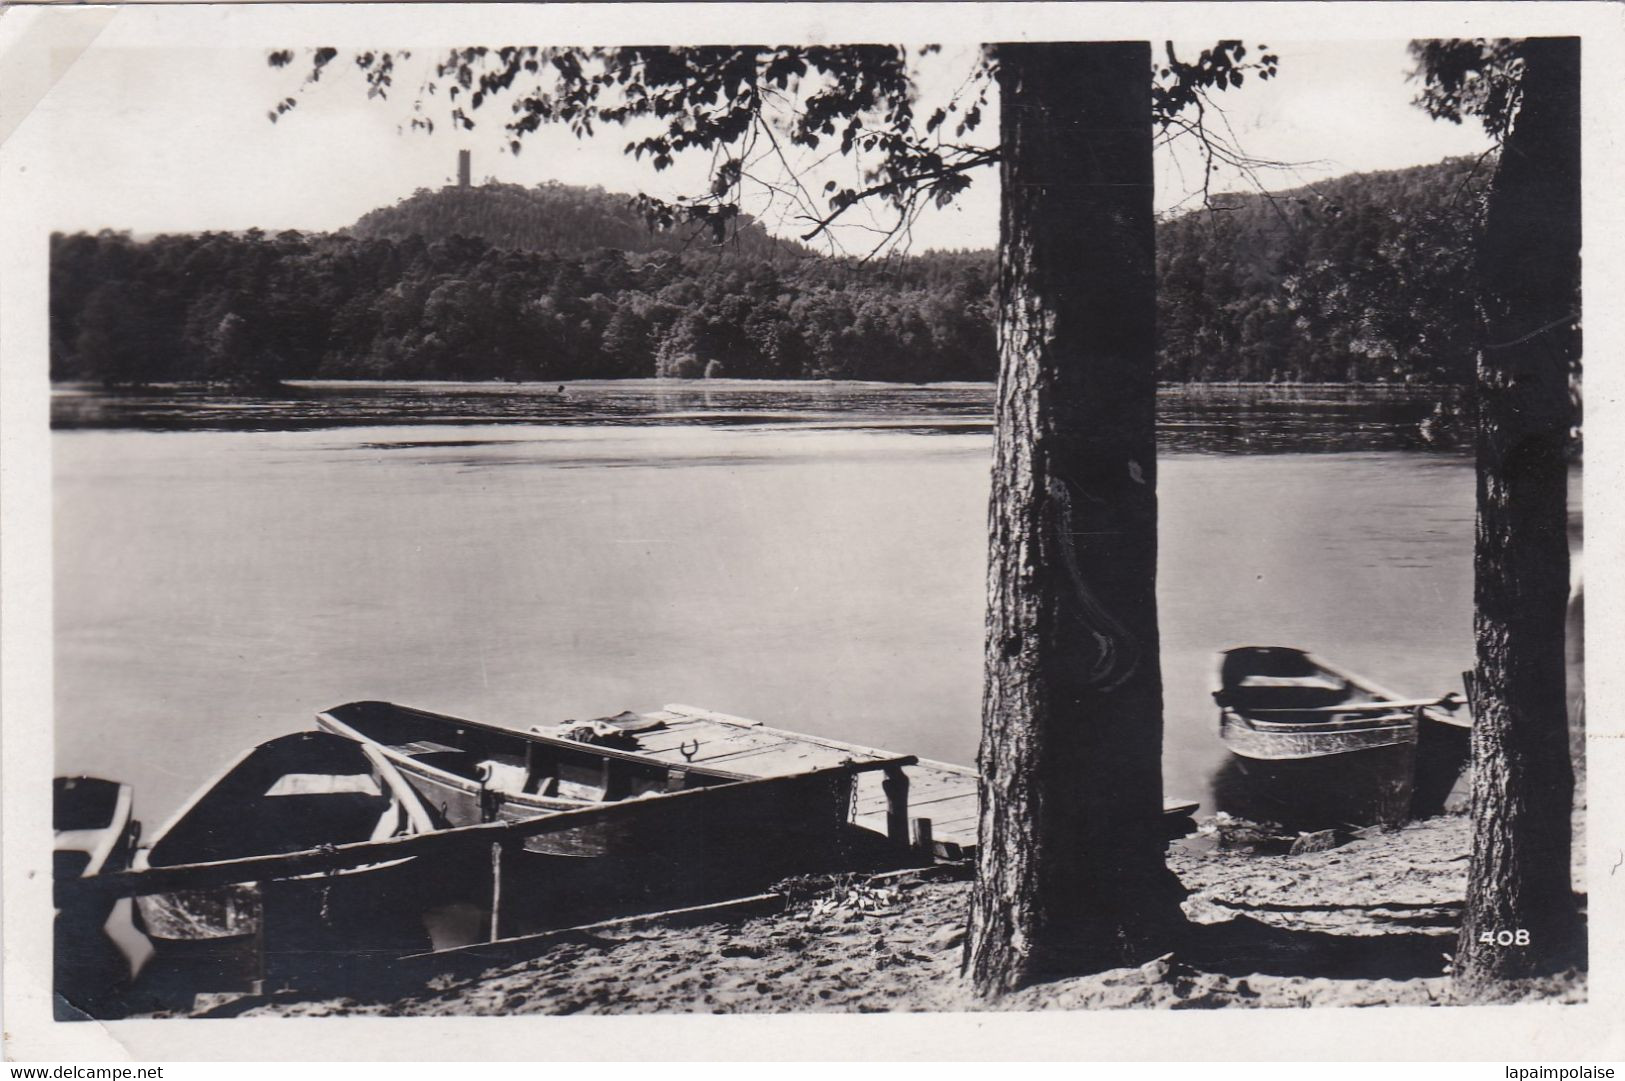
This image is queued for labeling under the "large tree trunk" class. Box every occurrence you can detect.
[1454,36,1584,989]
[965,41,1184,997]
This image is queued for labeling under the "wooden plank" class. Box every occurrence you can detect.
[637,711,979,797]
[712,743,854,768]
[860,768,975,796]
[610,721,721,755]
[852,788,974,818]
[855,789,975,817]
[868,770,975,793]
[631,734,791,760]
[915,759,979,777]
[930,807,980,825]
[656,733,797,764]
[637,742,807,769]
[851,777,975,809]
[853,775,975,815]
[699,746,829,775]
[659,705,765,729]
[686,742,850,769]
[926,812,981,835]
[398,740,460,756]
[692,746,813,769]
[664,705,901,763]
[634,735,793,764]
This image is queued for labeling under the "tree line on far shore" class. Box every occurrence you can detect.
[50,156,1489,389]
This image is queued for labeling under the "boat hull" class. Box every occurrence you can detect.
[317,701,868,933]
[133,857,452,991]
[1214,646,1448,829]
[1218,712,1417,828]
[391,752,860,931]
[366,751,847,863]
[54,777,139,1014]
[132,730,448,990]
[1412,715,1471,816]
[316,700,747,857]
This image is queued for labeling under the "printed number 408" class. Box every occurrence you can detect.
[1480,930,1531,946]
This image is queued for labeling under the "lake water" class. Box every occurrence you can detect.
[55,380,1556,828]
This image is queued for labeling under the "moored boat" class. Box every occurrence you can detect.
[315,701,876,927]
[54,776,138,901]
[54,777,141,1011]
[315,700,750,854]
[132,730,442,987]
[1214,646,1467,828]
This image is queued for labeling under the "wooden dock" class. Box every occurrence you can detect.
[628,705,1198,860]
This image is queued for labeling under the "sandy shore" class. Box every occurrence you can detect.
[207,806,1584,1018]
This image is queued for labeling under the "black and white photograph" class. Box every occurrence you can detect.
[2,0,1620,1062]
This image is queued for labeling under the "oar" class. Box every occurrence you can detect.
[1249,692,1465,716]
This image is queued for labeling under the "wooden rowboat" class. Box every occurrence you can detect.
[132,730,442,986]
[54,777,140,1010]
[54,777,138,901]
[315,701,883,928]
[315,701,751,848]
[1214,646,1468,828]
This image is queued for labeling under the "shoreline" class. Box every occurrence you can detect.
[169,806,1584,1019]
[51,378,1467,393]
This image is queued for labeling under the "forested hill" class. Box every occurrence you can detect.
[51,158,1491,387]
[347,181,808,262]
[1158,156,1490,384]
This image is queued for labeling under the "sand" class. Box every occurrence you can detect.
[211,807,1586,1018]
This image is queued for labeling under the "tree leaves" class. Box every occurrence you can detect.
[1149,41,1277,127]
[1408,39,1525,142]
[266,40,1276,252]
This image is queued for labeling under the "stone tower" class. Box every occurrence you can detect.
[458,149,471,188]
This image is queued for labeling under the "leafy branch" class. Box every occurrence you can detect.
[269,41,1278,256]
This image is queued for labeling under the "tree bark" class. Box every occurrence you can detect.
[965,41,1184,997]
[1454,36,1584,989]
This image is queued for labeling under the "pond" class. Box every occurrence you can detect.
[53,380,1527,828]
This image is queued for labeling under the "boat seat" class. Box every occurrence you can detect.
[479,760,529,794]
[399,739,461,757]
[413,750,486,780]
[1237,675,1344,691]
[369,800,404,843]
[1229,674,1349,712]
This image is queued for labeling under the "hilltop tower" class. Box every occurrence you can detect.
[458,149,471,188]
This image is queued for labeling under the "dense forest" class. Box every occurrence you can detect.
[1158,156,1489,384]
[50,157,1490,387]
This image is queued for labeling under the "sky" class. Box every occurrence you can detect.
[10,11,1499,253]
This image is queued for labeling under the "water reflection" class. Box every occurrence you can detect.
[52,380,1471,454]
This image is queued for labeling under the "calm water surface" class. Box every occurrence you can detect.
[55,381,1520,825]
